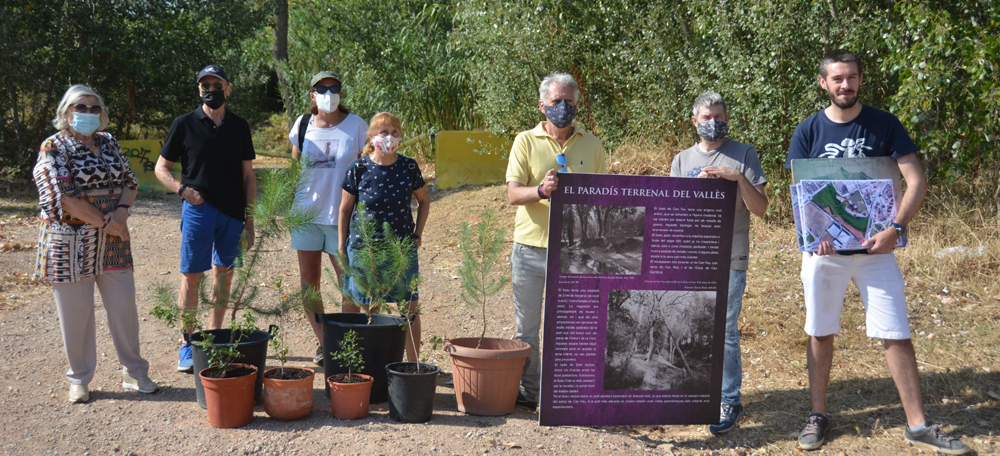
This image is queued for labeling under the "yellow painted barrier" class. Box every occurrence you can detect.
[434,131,511,190]
[118,139,179,191]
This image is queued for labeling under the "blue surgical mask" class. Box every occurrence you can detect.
[71,112,101,136]
[696,119,728,142]
[544,100,577,128]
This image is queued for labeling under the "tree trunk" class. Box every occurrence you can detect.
[273,0,293,123]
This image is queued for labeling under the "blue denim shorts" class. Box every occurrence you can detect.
[179,200,244,273]
[344,245,419,304]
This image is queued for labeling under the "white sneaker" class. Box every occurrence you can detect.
[122,369,159,394]
[68,384,89,403]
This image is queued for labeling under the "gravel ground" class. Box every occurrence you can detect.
[0,188,670,456]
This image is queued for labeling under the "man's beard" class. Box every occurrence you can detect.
[827,87,859,109]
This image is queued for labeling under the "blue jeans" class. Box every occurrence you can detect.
[722,269,746,406]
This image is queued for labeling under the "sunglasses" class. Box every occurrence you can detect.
[199,81,225,91]
[314,85,341,95]
[72,103,103,114]
[556,153,568,173]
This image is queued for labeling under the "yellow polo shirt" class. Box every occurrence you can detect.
[506,122,607,248]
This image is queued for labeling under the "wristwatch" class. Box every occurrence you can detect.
[890,222,906,238]
[117,204,132,216]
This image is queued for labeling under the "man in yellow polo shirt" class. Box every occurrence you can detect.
[505,72,607,410]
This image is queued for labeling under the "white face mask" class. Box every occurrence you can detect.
[373,134,401,155]
[315,93,340,113]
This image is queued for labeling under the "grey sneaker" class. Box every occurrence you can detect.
[122,369,159,394]
[905,423,970,455]
[68,384,89,403]
[798,413,829,450]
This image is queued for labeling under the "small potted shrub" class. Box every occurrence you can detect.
[315,203,412,403]
[197,312,259,428]
[262,324,315,420]
[327,330,374,420]
[445,209,531,416]
[150,162,315,408]
[385,294,441,423]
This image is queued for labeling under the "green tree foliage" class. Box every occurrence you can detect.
[0,0,269,177]
[281,0,478,133]
[884,0,1000,180]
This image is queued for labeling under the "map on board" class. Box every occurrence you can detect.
[789,157,907,252]
[790,179,905,252]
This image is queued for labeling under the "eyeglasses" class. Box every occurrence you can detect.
[199,81,225,91]
[71,103,103,114]
[314,85,341,95]
[556,153,568,173]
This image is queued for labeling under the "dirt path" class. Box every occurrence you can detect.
[1,183,996,455]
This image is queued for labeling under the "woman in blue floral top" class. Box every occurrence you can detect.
[33,84,158,403]
[338,112,430,362]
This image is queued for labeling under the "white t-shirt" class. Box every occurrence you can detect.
[288,113,368,225]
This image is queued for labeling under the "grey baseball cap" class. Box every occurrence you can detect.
[310,71,342,87]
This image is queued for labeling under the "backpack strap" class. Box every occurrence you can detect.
[407,161,418,192]
[296,114,312,153]
[354,159,366,191]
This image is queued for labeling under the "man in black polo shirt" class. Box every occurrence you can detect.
[154,64,256,373]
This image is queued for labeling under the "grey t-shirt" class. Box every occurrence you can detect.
[670,138,767,270]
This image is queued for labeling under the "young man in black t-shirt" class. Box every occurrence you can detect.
[154,65,256,373]
[786,50,969,455]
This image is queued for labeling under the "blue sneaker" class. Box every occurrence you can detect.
[177,343,193,372]
[709,403,743,435]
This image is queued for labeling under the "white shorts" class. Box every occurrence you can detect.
[800,252,910,339]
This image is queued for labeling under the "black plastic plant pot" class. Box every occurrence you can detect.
[190,326,275,409]
[386,362,440,423]
[316,312,406,404]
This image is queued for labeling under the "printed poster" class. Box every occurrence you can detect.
[539,173,737,426]
[789,157,906,251]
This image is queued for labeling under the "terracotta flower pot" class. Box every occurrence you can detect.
[199,363,258,428]
[444,338,532,416]
[263,367,315,420]
[327,373,373,420]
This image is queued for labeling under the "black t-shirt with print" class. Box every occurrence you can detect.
[342,154,425,248]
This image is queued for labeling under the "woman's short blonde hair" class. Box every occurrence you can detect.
[362,112,402,156]
[52,84,109,132]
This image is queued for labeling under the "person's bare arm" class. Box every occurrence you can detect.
[242,159,257,249]
[699,166,769,217]
[155,156,204,205]
[338,190,358,256]
[862,153,927,254]
[507,169,560,206]
[412,187,430,247]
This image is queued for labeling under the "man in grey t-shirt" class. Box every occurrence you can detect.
[670,91,768,434]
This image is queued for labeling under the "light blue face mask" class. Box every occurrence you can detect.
[71,112,101,136]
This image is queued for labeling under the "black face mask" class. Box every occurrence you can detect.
[201,90,226,109]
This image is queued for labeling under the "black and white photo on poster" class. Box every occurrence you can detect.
[604,289,715,392]
[559,204,645,275]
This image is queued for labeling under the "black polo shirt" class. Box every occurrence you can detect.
[160,107,255,221]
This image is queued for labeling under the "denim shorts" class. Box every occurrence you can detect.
[179,200,244,273]
[290,223,339,255]
[344,244,419,304]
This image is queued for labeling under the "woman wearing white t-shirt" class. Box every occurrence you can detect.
[288,71,369,365]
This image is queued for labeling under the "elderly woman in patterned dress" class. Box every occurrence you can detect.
[33,84,158,403]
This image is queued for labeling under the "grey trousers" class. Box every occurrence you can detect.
[511,242,547,401]
[51,269,149,385]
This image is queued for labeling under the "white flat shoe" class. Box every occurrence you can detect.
[68,384,89,403]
